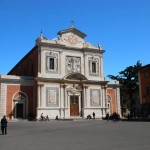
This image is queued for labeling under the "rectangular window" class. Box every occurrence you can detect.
[46,53,58,74]
[92,62,96,73]
[146,86,150,95]
[89,57,99,76]
[144,73,148,78]
[49,58,54,70]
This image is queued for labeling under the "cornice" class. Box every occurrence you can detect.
[37,40,105,54]
[35,77,109,85]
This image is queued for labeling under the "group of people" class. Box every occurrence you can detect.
[40,113,50,121]
[105,112,120,122]
[87,112,95,120]
[1,115,8,135]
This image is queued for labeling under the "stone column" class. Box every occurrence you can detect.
[100,56,104,78]
[60,84,67,118]
[83,85,88,108]
[41,49,45,75]
[104,85,107,116]
[82,85,88,117]
[0,83,6,119]
[101,85,107,117]
[116,87,121,116]
[60,84,64,118]
[59,51,63,75]
[37,84,41,108]
[41,84,44,107]
[37,84,44,108]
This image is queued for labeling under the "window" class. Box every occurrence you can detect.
[89,57,99,76]
[46,53,58,74]
[146,86,150,95]
[92,62,96,73]
[144,73,149,78]
[49,58,54,70]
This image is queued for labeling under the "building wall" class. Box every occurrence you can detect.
[107,89,117,113]
[0,27,121,119]
[6,85,34,117]
[8,46,38,77]
[0,75,35,119]
[139,66,150,103]
[38,46,104,82]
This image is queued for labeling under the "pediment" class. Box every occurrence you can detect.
[64,73,87,81]
[53,27,100,49]
[13,92,27,101]
[36,27,103,50]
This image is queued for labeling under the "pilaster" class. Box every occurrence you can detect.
[0,83,6,118]
[83,84,88,108]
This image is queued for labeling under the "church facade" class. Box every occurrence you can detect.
[0,26,121,120]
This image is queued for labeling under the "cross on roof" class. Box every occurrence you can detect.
[71,20,75,28]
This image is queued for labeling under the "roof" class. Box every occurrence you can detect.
[136,64,150,71]
[57,27,87,39]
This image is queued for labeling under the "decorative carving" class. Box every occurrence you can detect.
[67,84,81,95]
[68,34,78,44]
[83,41,89,48]
[66,56,81,74]
[90,89,101,106]
[46,87,59,107]
[13,91,26,101]
[48,90,56,104]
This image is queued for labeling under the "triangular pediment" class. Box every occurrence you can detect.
[52,27,100,49]
[36,27,103,50]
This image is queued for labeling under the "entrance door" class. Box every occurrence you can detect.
[70,95,79,116]
[16,103,24,118]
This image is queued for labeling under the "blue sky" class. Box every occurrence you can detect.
[0,0,150,78]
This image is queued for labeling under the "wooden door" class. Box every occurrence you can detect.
[70,95,79,116]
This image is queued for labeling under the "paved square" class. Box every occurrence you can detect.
[0,120,150,150]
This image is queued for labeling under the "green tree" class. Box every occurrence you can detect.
[107,61,142,116]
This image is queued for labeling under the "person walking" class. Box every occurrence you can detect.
[1,115,8,135]
[92,112,95,119]
[106,112,109,121]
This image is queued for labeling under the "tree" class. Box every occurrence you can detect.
[107,61,142,116]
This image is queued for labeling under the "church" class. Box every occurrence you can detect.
[0,25,121,120]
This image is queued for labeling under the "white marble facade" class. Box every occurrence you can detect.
[36,27,120,119]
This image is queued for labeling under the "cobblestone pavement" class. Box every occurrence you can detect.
[0,120,150,150]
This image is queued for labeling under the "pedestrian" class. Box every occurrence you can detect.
[55,115,59,120]
[40,113,44,121]
[46,115,49,121]
[1,115,8,135]
[106,112,109,121]
[87,114,92,120]
[92,112,95,119]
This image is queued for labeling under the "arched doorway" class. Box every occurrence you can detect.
[64,73,87,117]
[13,91,28,119]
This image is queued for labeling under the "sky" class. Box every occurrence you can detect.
[0,0,150,79]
